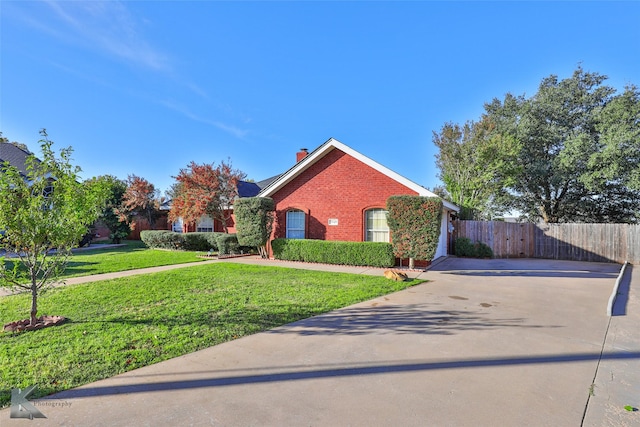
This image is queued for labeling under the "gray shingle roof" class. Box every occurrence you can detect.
[255,175,281,190]
[0,142,36,177]
[236,180,261,198]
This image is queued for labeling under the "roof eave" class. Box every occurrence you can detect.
[258,138,459,213]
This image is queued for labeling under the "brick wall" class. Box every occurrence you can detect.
[178,210,236,233]
[271,148,419,241]
[128,213,169,240]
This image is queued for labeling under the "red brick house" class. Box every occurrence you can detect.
[257,138,458,260]
[169,138,458,260]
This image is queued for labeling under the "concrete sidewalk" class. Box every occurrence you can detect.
[3,257,637,426]
[583,264,640,426]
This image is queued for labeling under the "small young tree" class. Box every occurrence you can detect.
[386,196,443,269]
[234,197,275,258]
[0,130,108,327]
[169,160,246,233]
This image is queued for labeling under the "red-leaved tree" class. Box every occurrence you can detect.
[118,175,162,229]
[169,160,246,233]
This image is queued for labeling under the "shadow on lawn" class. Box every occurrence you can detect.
[67,303,558,336]
[60,260,100,276]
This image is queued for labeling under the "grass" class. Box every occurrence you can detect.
[3,240,208,282]
[0,262,422,407]
[63,240,209,278]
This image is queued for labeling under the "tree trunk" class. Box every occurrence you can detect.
[30,281,38,326]
[409,257,415,270]
[258,245,268,259]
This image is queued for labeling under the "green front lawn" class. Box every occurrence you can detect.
[0,263,422,407]
[3,241,208,282]
[64,240,208,278]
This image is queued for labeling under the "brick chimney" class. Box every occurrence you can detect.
[296,148,309,162]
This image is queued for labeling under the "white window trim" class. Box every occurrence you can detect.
[286,210,305,239]
[196,215,214,233]
[365,208,390,242]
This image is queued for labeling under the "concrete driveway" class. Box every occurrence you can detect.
[3,258,636,426]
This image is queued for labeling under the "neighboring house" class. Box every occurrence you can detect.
[0,142,53,196]
[258,138,458,260]
[171,180,262,233]
[171,138,459,261]
[1,142,98,245]
[0,142,36,179]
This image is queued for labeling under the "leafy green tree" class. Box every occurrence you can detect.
[485,67,640,223]
[234,197,275,258]
[386,196,442,269]
[0,130,108,327]
[90,175,130,243]
[433,117,518,219]
[585,85,640,189]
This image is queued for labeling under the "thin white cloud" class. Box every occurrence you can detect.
[42,0,169,71]
[7,1,248,140]
[184,82,211,100]
[160,100,249,140]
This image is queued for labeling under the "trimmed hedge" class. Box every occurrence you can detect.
[216,233,240,255]
[271,239,395,267]
[140,230,224,251]
[234,197,275,248]
[454,237,494,258]
[182,232,221,251]
[140,230,183,250]
[386,195,443,262]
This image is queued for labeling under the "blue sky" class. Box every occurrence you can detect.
[1,1,639,195]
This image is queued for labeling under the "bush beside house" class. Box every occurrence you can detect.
[141,230,224,251]
[215,233,240,255]
[271,238,395,267]
[454,237,493,258]
[234,197,275,258]
[386,196,443,269]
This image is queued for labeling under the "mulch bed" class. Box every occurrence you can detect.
[197,253,256,260]
[3,315,66,332]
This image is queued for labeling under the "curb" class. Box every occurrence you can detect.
[607,261,629,316]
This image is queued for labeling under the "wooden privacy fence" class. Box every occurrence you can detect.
[453,221,640,264]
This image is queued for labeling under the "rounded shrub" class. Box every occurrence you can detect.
[140,230,183,250]
[454,237,493,258]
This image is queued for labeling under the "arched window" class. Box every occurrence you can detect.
[365,208,389,242]
[286,210,305,239]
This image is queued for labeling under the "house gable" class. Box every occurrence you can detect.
[265,144,421,242]
[259,138,457,211]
